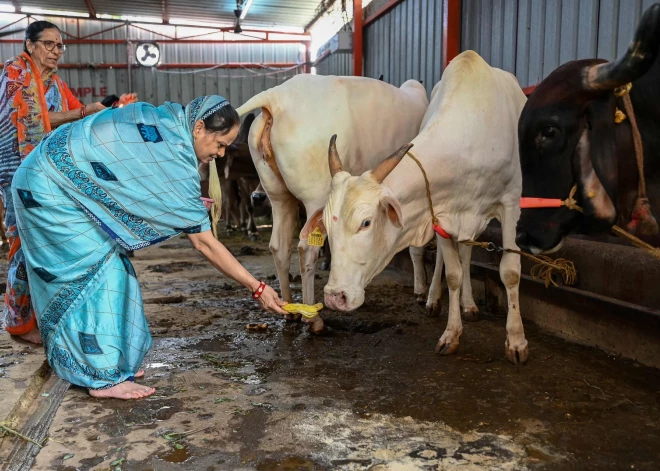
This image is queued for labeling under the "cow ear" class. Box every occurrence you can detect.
[300,209,326,240]
[380,191,404,229]
[572,99,617,227]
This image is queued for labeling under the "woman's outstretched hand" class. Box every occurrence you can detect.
[255,284,288,315]
[186,230,289,317]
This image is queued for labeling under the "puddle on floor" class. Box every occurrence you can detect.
[256,456,327,471]
[158,445,192,463]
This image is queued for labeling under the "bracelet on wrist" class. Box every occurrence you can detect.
[252,281,267,300]
[80,106,87,119]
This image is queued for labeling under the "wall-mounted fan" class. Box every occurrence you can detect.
[136,42,160,67]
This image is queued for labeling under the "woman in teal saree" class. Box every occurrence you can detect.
[11,95,286,400]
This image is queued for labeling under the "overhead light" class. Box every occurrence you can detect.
[0,3,16,13]
[240,0,253,20]
[96,13,163,23]
[21,7,89,17]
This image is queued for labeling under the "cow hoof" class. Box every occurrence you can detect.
[425,301,441,317]
[320,261,330,271]
[435,330,461,355]
[304,316,326,334]
[461,305,479,322]
[416,293,427,305]
[505,338,529,365]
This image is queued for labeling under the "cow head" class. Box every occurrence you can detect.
[303,135,412,312]
[516,3,660,253]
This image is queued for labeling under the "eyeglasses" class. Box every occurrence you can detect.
[33,40,66,53]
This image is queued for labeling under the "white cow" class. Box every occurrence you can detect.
[315,51,529,363]
[221,74,429,331]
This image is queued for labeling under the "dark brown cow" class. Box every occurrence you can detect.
[516,3,660,254]
[215,113,261,238]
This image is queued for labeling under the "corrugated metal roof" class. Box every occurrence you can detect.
[2,0,324,30]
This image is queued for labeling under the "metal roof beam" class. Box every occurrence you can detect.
[83,0,96,17]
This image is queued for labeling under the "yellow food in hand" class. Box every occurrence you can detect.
[282,303,324,319]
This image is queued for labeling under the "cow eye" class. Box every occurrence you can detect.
[541,126,558,139]
[359,219,372,231]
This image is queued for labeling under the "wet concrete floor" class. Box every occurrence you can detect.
[1,229,660,470]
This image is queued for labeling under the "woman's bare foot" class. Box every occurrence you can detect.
[134,369,145,379]
[89,382,155,400]
[19,328,43,345]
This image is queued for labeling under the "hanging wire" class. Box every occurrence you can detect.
[153,63,304,79]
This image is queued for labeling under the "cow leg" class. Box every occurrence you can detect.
[269,195,299,322]
[238,179,258,240]
[220,177,239,231]
[238,195,248,229]
[297,237,325,333]
[425,238,444,317]
[246,205,257,240]
[238,186,251,231]
[500,206,528,364]
[458,244,479,321]
[320,238,331,271]
[298,237,320,305]
[410,245,428,304]
[435,238,462,355]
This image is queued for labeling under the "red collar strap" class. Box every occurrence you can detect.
[431,188,577,240]
[432,197,566,240]
[433,224,452,239]
[519,197,563,209]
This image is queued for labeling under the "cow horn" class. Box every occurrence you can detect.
[328,134,344,177]
[371,142,414,184]
[586,3,660,90]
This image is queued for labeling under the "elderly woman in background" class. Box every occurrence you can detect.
[12,94,286,400]
[0,20,137,343]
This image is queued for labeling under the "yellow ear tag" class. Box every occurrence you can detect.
[307,227,325,247]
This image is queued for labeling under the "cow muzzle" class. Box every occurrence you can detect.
[515,231,531,252]
[516,231,565,255]
[251,191,268,207]
[324,286,364,312]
